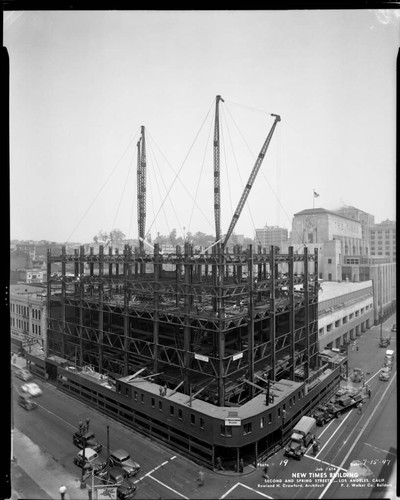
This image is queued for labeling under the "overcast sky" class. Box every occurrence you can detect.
[5,9,399,244]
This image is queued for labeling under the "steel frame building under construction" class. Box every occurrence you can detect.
[41,98,344,469]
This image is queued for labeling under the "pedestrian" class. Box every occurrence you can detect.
[262,464,269,480]
[356,345,359,351]
[367,388,371,399]
[357,402,362,415]
[216,456,225,471]
[239,458,244,473]
[59,485,67,500]
[197,470,204,487]
[159,386,163,396]
[163,383,168,396]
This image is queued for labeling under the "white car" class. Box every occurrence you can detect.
[21,382,42,397]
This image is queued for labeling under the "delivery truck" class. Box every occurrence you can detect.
[284,416,317,460]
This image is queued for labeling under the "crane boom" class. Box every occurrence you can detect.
[213,95,224,241]
[137,126,147,253]
[223,113,281,247]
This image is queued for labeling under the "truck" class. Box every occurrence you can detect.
[384,349,394,366]
[284,416,317,460]
[312,405,335,426]
[325,392,367,418]
[349,367,364,383]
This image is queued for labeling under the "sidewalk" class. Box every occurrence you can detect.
[12,428,89,500]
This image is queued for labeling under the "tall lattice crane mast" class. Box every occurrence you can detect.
[137,126,147,253]
[213,95,224,241]
[223,113,281,247]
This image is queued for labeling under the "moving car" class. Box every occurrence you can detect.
[109,449,140,477]
[73,448,106,474]
[20,382,42,397]
[17,393,38,410]
[72,431,103,453]
[106,466,137,499]
[14,367,33,381]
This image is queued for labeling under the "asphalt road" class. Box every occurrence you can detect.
[12,314,397,499]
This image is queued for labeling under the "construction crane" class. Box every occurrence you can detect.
[213,95,224,241]
[137,126,146,253]
[223,113,281,248]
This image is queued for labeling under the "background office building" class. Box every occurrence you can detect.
[369,219,396,262]
[254,225,288,249]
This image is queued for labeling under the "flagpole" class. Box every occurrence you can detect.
[313,189,315,209]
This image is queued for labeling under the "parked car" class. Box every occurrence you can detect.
[20,382,42,397]
[106,466,137,500]
[14,367,33,381]
[17,393,38,410]
[73,448,106,474]
[379,367,391,381]
[391,324,396,332]
[109,449,140,477]
[72,431,102,453]
[379,337,391,347]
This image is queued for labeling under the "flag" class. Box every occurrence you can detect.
[313,190,320,198]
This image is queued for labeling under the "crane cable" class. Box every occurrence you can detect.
[64,127,141,244]
[144,100,216,240]
[187,110,215,235]
[224,101,307,247]
[222,102,269,244]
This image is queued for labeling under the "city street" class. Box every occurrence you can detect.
[12,314,396,499]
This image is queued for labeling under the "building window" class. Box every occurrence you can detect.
[260,416,265,429]
[268,413,272,424]
[190,414,195,425]
[343,316,348,324]
[200,417,205,429]
[328,258,332,264]
[220,425,232,437]
[151,398,155,408]
[134,391,138,401]
[170,405,175,416]
[158,401,162,411]
[243,422,253,435]
[327,324,333,332]
[178,409,183,420]
[335,320,341,327]
[141,394,144,404]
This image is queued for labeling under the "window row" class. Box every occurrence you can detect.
[10,303,42,320]
[221,389,305,437]
[319,304,372,335]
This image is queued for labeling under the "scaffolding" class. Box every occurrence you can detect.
[47,242,319,408]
